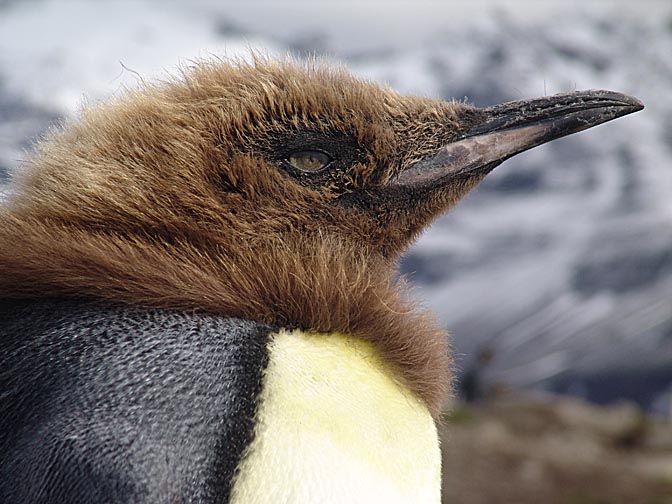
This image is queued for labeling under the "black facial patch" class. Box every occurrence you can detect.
[266,130,367,191]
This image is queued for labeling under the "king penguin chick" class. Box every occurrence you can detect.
[0,58,642,504]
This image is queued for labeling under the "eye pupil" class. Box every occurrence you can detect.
[288,150,332,172]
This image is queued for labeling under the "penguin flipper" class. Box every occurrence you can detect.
[0,299,271,504]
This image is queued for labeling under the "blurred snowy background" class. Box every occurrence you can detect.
[1,0,671,413]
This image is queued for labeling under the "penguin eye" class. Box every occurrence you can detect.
[287,150,333,172]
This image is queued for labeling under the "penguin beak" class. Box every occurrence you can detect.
[393,90,644,187]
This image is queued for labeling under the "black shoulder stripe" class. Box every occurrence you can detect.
[0,299,274,504]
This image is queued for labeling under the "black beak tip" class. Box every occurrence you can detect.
[585,89,644,113]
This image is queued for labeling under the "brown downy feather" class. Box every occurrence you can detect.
[0,58,478,416]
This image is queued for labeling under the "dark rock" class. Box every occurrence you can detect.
[214,18,248,37]
[286,33,330,56]
[549,365,672,412]
[552,43,611,72]
[486,46,508,67]
[663,114,672,153]
[479,166,544,194]
[400,251,458,285]
[0,76,61,174]
[445,80,513,109]
[572,246,672,295]
[614,145,640,211]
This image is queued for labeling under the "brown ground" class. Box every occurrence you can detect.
[440,394,672,504]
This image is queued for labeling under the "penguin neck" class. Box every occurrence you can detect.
[0,219,450,417]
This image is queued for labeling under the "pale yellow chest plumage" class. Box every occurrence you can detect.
[230,329,441,504]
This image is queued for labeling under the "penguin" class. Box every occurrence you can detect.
[0,58,642,503]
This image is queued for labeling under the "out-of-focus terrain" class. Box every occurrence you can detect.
[442,394,672,503]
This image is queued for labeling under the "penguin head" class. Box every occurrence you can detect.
[14,59,642,263]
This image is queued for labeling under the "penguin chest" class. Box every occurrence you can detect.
[230,329,441,504]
